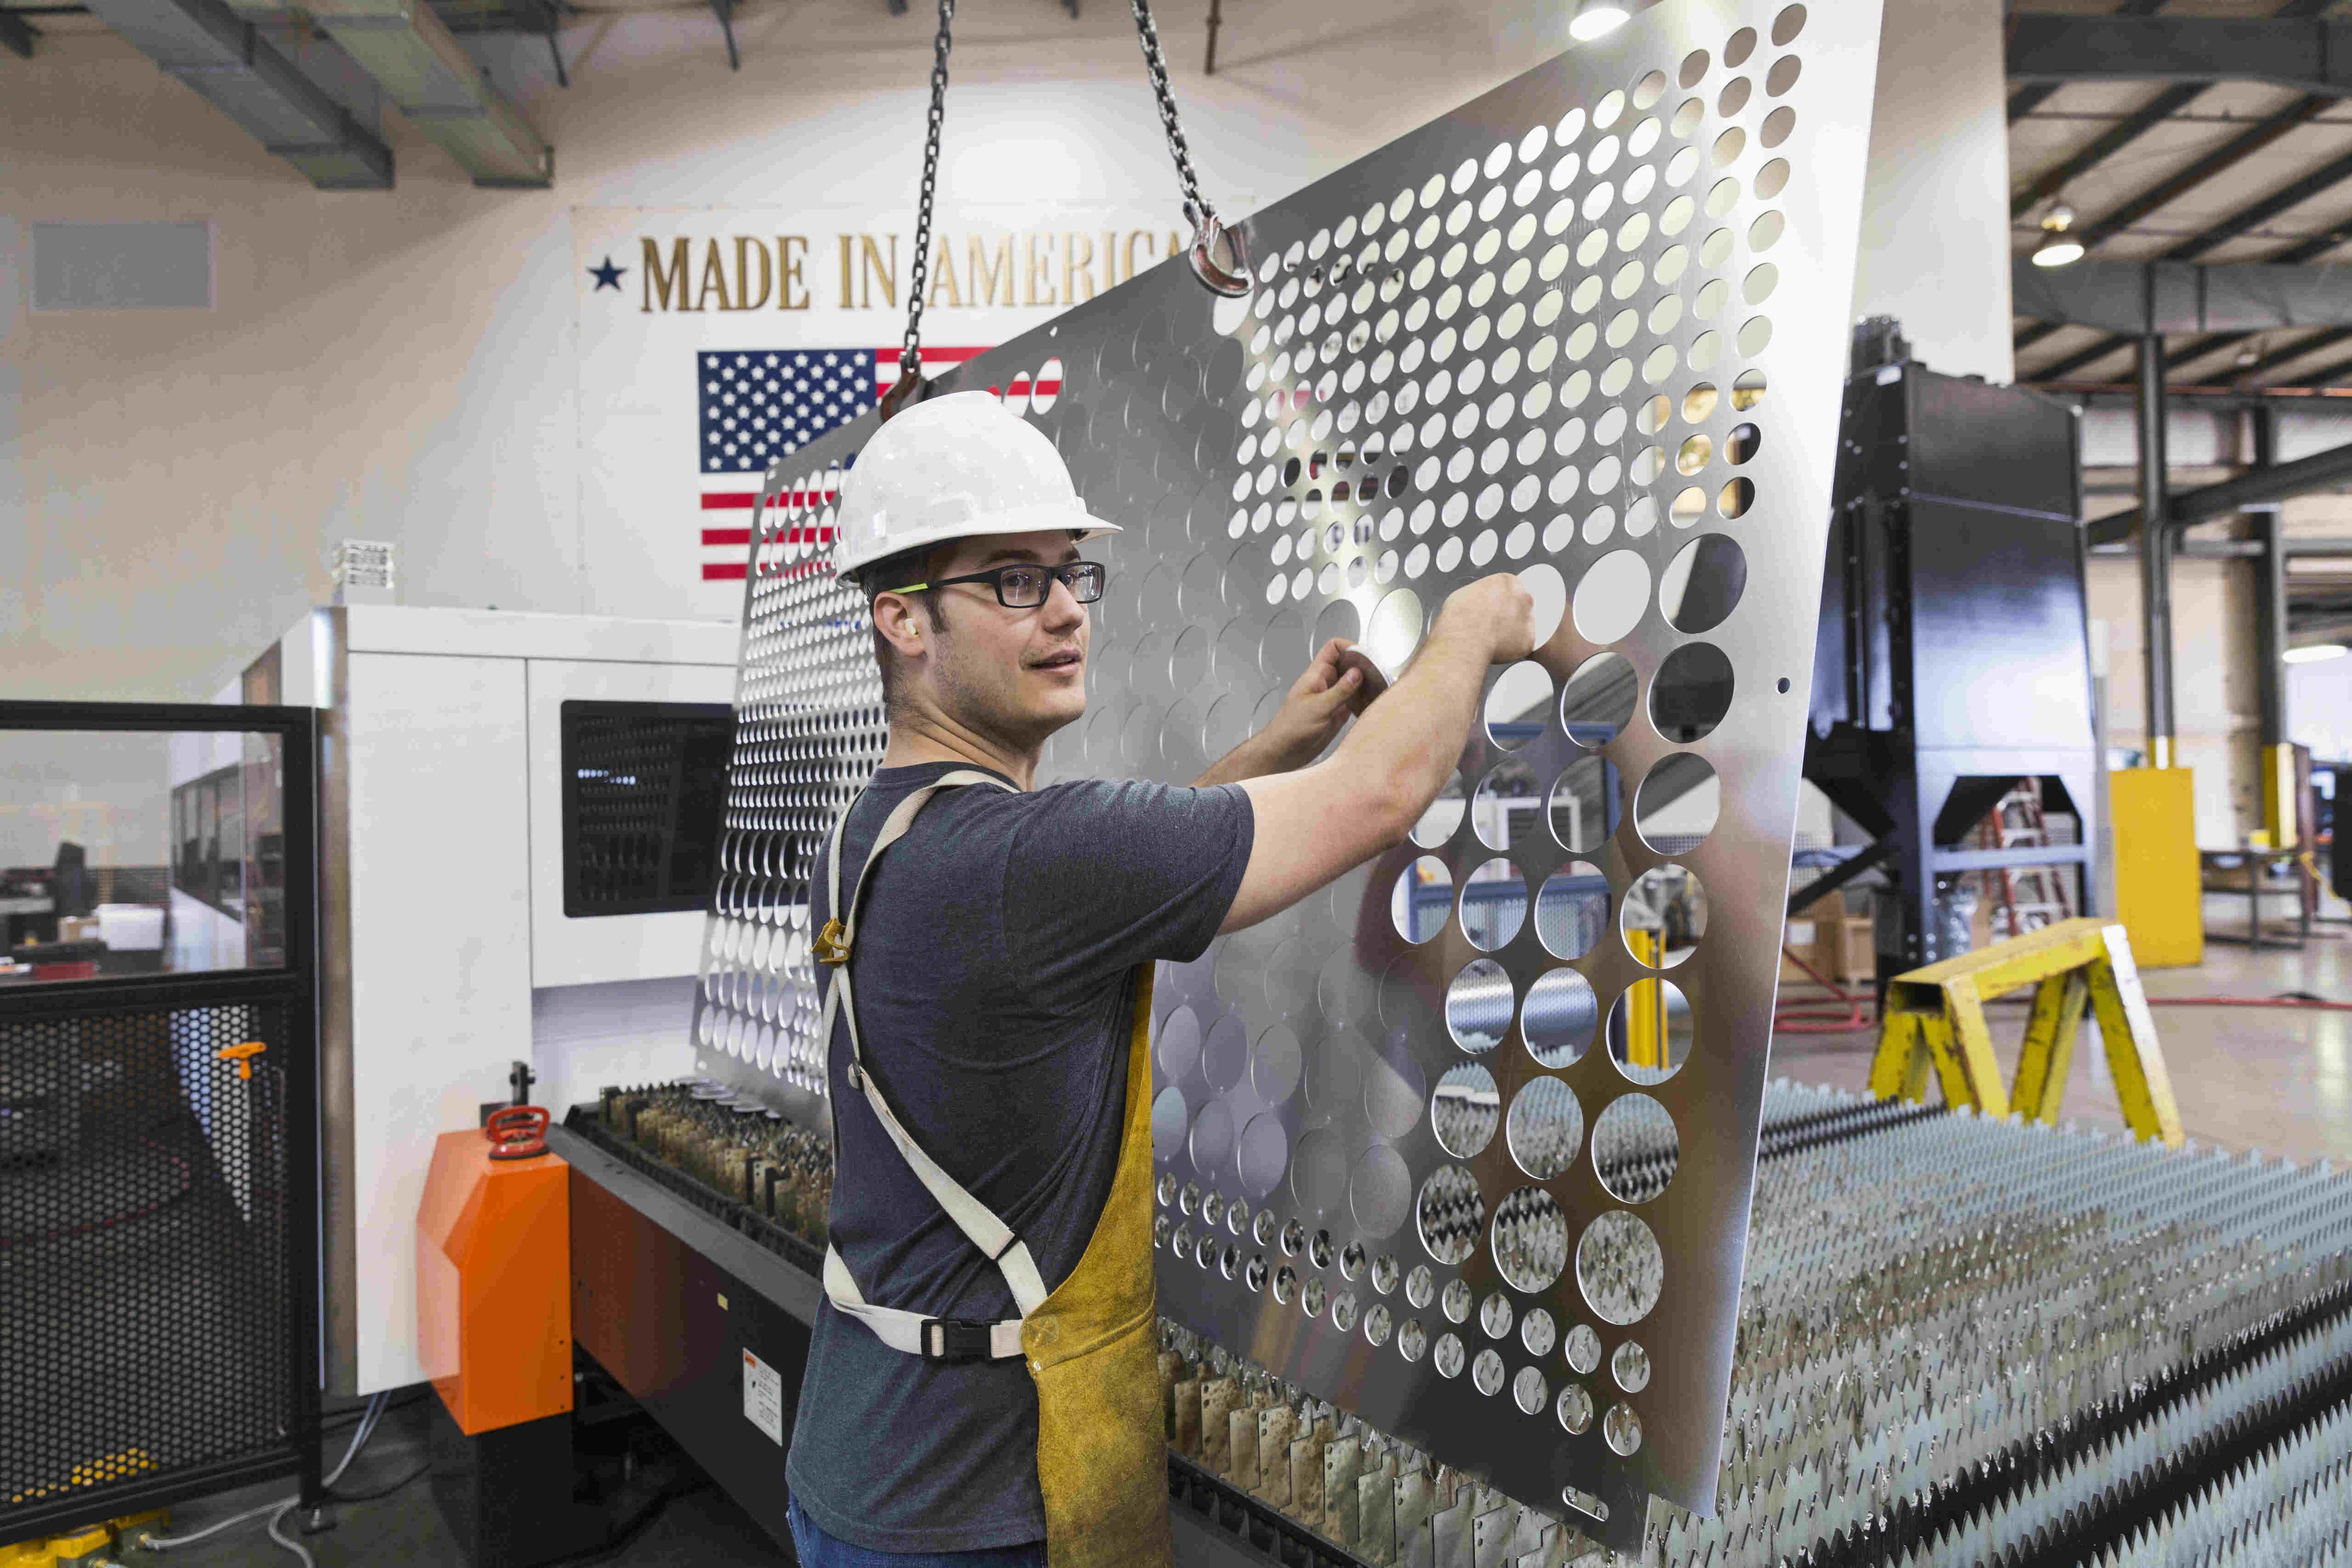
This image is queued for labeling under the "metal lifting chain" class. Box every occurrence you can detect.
[880,0,954,420]
[1128,0,1251,295]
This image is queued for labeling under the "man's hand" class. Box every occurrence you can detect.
[1193,637,1374,787]
[1434,573,1538,666]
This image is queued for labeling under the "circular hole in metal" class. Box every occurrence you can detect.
[1252,1022,1304,1106]
[1507,1076,1585,1180]
[1718,75,1751,116]
[1274,1264,1297,1304]
[1152,1087,1188,1159]
[1435,1332,1466,1380]
[1724,25,1757,66]
[1739,314,1774,356]
[1719,475,1755,518]
[1365,1302,1393,1345]
[1156,1172,1177,1207]
[1301,1277,1328,1319]
[1459,860,1528,951]
[1180,1181,1201,1215]
[1572,551,1651,645]
[1190,1100,1237,1177]
[1372,1255,1401,1295]
[1406,1263,1434,1308]
[1660,535,1747,634]
[1473,759,1543,852]
[1291,1127,1349,1214]
[1546,757,1613,855]
[1534,863,1610,961]
[1416,1164,1485,1266]
[1201,1014,1249,1093]
[1634,757,1720,854]
[1398,1318,1429,1362]
[1340,1240,1365,1279]
[1522,1307,1557,1357]
[1520,560,1568,645]
[1472,1347,1506,1396]
[1441,1277,1473,1323]
[1593,1092,1681,1203]
[1432,1062,1500,1158]
[1524,968,1600,1068]
[1757,158,1790,199]
[1577,1209,1664,1325]
[1556,1381,1594,1434]
[1514,1365,1548,1415]
[1031,357,1063,414]
[1157,1005,1203,1080]
[1254,1210,1277,1247]
[1363,585,1426,678]
[1612,1339,1651,1393]
[1332,1289,1358,1331]
[1653,641,1735,741]
[1607,979,1694,1084]
[1447,958,1514,1054]
[1393,855,1456,945]
[1676,433,1713,475]
[1679,47,1709,87]
[1364,1038,1425,1140]
[1484,661,1554,752]
[1772,3,1806,45]
[1236,1111,1289,1196]
[1605,1402,1643,1455]
[1561,649,1637,747]
[1761,106,1796,149]
[1493,1186,1570,1293]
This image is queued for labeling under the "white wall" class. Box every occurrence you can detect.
[1851,0,2012,383]
[1,0,1593,705]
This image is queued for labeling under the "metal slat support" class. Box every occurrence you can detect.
[1869,917,2184,1143]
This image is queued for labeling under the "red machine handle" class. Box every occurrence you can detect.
[485,1105,552,1161]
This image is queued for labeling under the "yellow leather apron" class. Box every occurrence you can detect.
[814,772,1172,1568]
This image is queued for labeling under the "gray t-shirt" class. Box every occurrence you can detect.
[785,762,1254,1552]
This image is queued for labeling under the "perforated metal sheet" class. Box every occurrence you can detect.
[692,0,1881,1543]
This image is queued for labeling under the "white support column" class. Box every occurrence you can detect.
[1850,0,2015,384]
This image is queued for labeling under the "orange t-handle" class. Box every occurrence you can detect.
[217,1041,267,1081]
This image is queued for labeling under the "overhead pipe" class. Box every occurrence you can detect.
[307,0,552,187]
[2137,328,2175,769]
[81,0,394,187]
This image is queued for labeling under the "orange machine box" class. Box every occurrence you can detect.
[416,1117,573,1434]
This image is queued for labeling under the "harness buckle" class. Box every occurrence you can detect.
[813,917,852,966]
[920,1317,998,1364]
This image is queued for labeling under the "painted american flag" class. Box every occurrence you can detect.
[697,345,1060,582]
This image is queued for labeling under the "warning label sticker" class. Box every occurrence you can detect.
[742,1348,783,1444]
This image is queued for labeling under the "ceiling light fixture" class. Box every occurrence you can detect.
[2283,643,2348,665]
[2032,202,2084,269]
[1571,0,1632,41]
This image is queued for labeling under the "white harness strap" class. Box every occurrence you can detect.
[815,770,1049,1364]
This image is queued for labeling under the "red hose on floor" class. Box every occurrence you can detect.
[1775,946,1879,1034]
[2145,993,2352,1012]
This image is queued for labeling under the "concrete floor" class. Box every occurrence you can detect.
[71,924,2352,1567]
[1771,921,2352,1165]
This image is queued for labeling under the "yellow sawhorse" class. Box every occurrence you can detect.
[1869,916,2185,1145]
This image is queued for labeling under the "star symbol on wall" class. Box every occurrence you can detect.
[588,255,625,291]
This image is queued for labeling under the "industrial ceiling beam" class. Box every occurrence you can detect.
[2012,257,2352,335]
[1,8,37,55]
[2011,84,2205,221]
[81,0,394,187]
[2090,436,2352,542]
[2007,14,2352,96]
[2075,94,2333,249]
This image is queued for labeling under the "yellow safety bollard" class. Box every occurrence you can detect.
[1868,917,2184,1145]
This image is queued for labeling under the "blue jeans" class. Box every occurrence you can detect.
[786,1497,1046,1568]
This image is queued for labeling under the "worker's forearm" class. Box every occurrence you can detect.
[1192,731,1277,789]
[1324,615,1493,832]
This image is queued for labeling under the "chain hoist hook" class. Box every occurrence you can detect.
[1131,0,1251,298]
[1185,200,1252,297]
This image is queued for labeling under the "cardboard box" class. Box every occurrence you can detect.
[58,915,100,944]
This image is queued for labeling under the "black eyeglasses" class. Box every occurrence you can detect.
[889,561,1107,608]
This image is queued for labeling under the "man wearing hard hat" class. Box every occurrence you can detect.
[786,391,1535,1568]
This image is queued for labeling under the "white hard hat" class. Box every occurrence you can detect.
[831,390,1120,580]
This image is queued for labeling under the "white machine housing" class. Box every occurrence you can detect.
[228,606,737,1394]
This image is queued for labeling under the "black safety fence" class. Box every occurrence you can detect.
[0,701,321,1543]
